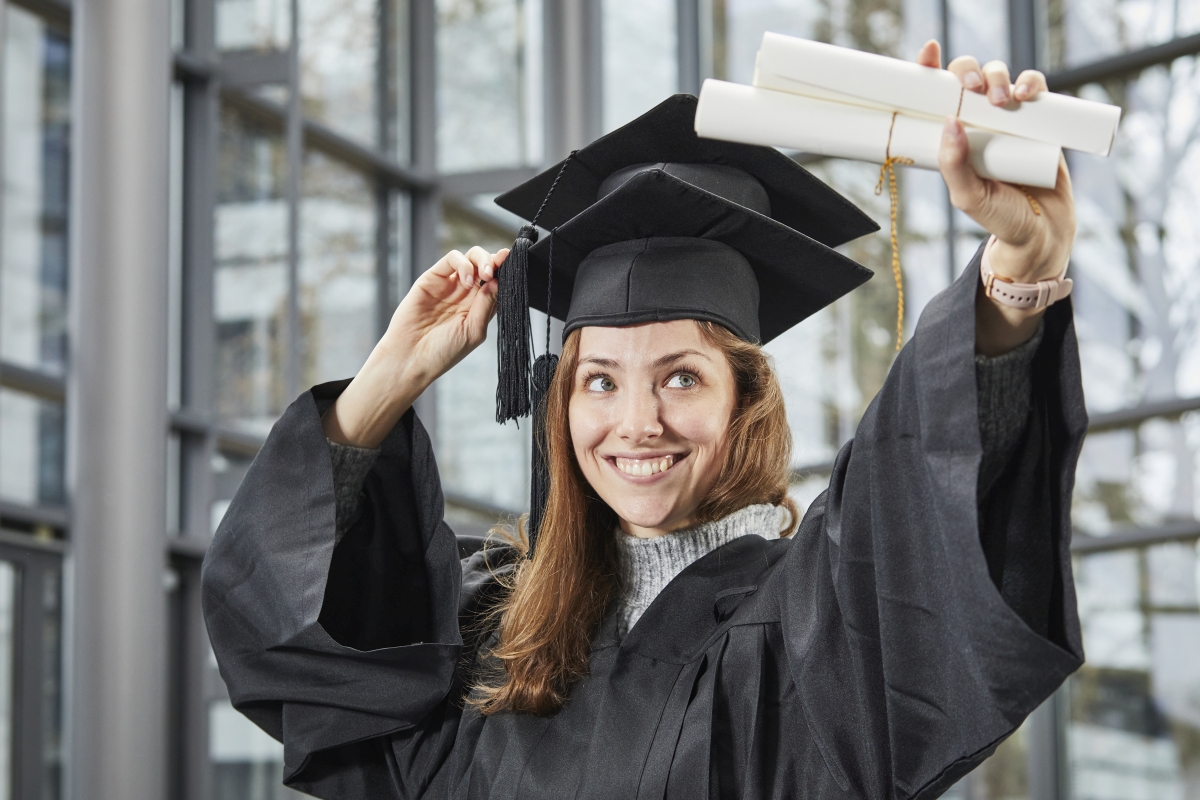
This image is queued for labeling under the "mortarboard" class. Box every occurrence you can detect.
[524,164,874,344]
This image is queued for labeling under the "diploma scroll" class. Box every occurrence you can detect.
[695,80,1063,189]
[755,33,1121,156]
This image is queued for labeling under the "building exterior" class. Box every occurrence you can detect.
[0,0,1197,797]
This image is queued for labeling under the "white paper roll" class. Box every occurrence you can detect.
[695,80,1062,189]
[755,33,1121,157]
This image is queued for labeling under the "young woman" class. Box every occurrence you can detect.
[202,42,1085,799]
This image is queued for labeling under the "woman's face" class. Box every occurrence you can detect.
[568,320,738,539]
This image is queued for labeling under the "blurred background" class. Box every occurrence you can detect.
[0,0,1198,796]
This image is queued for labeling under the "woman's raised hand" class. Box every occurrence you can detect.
[916,40,1076,286]
[322,246,508,447]
[385,246,509,383]
[916,40,1078,355]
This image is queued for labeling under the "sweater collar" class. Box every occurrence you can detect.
[614,504,788,633]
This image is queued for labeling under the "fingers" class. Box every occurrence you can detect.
[915,39,941,69]
[947,55,984,92]
[939,117,991,216]
[445,249,480,289]
[465,245,496,284]
[981,60,1013,105]
[1013,69,1048,101]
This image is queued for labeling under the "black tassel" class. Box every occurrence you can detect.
[527,352,558,558]
[495,224,537,423]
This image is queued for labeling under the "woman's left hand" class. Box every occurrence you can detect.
[916,41,1077,354]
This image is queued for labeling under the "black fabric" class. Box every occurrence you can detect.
[528,168,874,343]
[563,238,762,342]
[494,94,879,248]
[597,162,772,215]
[202,248,1087,800]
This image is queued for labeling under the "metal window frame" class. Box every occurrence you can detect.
[162,0,440,796]
[0,537,65,800]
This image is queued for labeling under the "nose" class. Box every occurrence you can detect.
[615,384,663,444]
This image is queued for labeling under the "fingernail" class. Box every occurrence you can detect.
[964,71,983,89]
[989,85,1008,104]
[942,117,961,138]
[483,265,494,280]
[1015,84,1030,99]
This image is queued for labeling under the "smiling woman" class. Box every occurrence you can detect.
[202,52,1087,800]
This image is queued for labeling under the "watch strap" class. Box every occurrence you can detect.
[980,236,1073,311]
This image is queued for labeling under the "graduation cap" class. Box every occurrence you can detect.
[495,94,876,248]
[491,94,878,554]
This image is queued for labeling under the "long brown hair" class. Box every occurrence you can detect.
[472,321,797,716]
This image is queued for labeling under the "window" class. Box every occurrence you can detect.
[0,4,70,796]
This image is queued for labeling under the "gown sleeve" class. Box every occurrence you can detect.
[780,248,1087,800]
[200,379,474,797]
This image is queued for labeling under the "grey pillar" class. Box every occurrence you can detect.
[66,0,172,795]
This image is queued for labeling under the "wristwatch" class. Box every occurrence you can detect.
[980,236,1073,310]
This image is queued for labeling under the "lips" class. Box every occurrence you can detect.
[612,454,680,477]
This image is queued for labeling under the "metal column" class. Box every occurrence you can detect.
[65,0,172,795]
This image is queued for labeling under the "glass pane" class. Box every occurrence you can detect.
[1069,542,1200,799]
[215,105,289,437]
[300,0,379,148]
[713,0,940,84]
[211,450,255,533]
[42,564,62,800]
[1067,58,1200,412]
[1073,414,1200,536]
[0,561,15,800]
[209,698,287,800]
[1,7,71,376]
[0,389,66,506]
[946,0,1008,66]
[436,0,542,172]
[1048,0,1200,71]
[435,200,531,511]
[602,0,677,132]
[299,151,378,388]
[216,0,291,51]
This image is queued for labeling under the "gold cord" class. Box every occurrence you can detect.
[1021,188,1043,215]
[875,155,914,351]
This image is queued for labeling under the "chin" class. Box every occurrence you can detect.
[610,496,686,532]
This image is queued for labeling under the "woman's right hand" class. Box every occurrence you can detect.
[322,246,509,447]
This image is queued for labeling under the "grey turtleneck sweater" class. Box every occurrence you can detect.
[327,324,1043,636]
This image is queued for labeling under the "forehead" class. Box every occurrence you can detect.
[575,320,718,365]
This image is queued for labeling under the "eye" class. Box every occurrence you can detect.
[666,373,697,389]
[587,375,616,392]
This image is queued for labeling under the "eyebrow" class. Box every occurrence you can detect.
[577,349,712,371]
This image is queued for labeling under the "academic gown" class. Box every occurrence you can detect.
[201,251,1088,800]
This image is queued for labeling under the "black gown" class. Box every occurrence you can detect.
[201,253,1088,800]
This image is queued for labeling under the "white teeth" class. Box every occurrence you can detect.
[615,455,675,476]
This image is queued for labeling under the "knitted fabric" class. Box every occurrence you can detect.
[613,503,789,636]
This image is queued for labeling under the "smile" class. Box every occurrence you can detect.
[611,454,682,477]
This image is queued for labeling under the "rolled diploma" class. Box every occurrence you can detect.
[755,32,1121,157]
[695,80,1062,189]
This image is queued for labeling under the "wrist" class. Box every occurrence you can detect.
[987,232,1069,284]
[323,340,430,448]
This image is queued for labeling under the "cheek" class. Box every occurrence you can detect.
[665,393,736,456]
[568,397,608,459]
